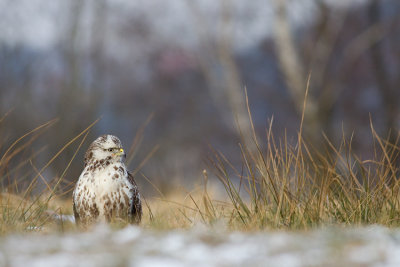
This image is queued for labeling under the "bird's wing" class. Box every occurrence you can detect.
[73,198,80,226]
[127,171,142,224]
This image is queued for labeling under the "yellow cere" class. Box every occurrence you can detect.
[120,148,124,153]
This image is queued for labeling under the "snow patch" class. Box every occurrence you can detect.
[1,225,400,267]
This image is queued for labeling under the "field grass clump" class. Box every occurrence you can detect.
[203,120,400,230]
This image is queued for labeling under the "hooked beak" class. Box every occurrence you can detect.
[114,148,125,158]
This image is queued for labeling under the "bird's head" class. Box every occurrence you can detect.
[84,134,126,166]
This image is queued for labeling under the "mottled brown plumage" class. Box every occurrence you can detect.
[73,135,142,226]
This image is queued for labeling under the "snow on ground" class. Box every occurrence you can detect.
[1,225,400,267]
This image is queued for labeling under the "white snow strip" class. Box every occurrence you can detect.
[1,225,400,267]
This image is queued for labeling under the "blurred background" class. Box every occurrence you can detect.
[0,0,399,195]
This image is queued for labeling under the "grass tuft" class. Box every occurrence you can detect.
[203,118,400,230]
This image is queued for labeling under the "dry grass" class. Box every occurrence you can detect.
[0,116,97,233]
[204,123,400,230]
[1,107,400,234]
[201,85,400,230]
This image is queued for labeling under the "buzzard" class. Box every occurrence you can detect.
[72,134,142,226]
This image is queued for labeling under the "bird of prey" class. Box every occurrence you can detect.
[72,134,142,226]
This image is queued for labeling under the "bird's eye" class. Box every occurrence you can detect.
[108,148,113,152]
